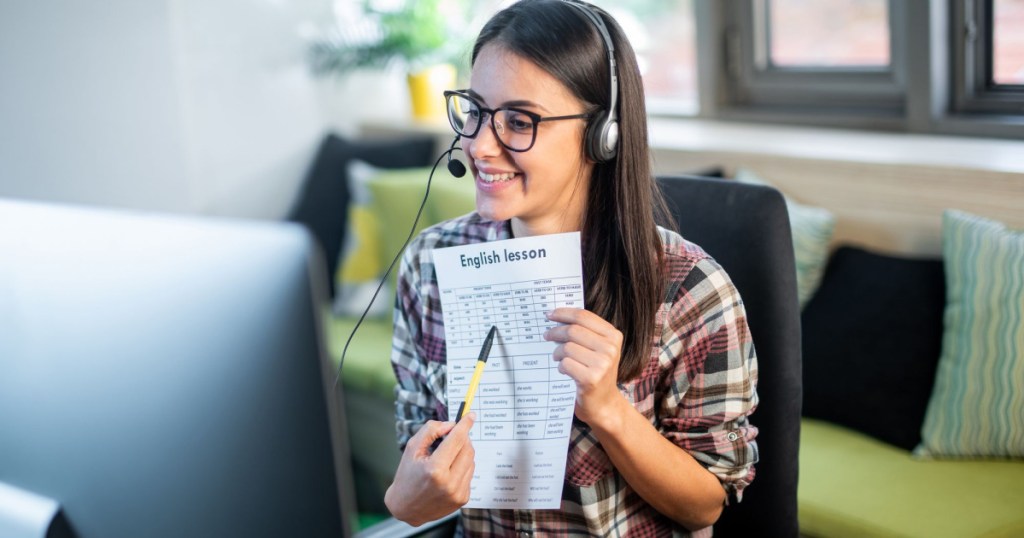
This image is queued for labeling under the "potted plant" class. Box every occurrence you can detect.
[308,0,469,121]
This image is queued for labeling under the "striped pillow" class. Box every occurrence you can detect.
[735,168,835,308]
[916,210,1024,458]
[787,201,836,308]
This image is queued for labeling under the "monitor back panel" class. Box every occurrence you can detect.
[0,200,351,538]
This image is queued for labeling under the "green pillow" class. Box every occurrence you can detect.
[363,163,467,296]
[365,169,436,272]
[366,165,476,273]
[917,210,1024,459]
[735,168,835,308]
[428,176,477,222]
[333,159,478,319]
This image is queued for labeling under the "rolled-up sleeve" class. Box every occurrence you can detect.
[391,241,440,451]
[658,256,759,502]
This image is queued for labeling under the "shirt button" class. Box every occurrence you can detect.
[519,532,533,538]
[727,432,740,442]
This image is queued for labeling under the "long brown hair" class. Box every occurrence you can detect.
[472,0,668,381]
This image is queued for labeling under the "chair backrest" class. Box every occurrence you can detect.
[657,175,803,537]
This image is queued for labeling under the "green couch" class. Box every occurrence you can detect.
[332,324,1024,537]
[331,318,1024,537]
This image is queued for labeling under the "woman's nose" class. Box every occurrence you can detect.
[467,114,503,159]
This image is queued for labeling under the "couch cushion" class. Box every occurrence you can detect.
[325,315,397,399]
[802,246,945,450]
[799,418,1024,538]
[917,210,1024,458]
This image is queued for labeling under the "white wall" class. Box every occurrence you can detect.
[0,0,358,220]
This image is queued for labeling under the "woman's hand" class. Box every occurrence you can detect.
[544,308,626,429]
[384,415,476,526]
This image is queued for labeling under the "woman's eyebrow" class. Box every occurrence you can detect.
[466,89,551,112]
[502,99,551,112]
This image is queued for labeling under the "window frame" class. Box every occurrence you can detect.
[952,0,1024,115]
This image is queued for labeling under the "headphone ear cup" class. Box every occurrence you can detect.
[585,112,619,163]
[600,118,619,161]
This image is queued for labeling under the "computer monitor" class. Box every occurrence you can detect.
[0,199,357,538]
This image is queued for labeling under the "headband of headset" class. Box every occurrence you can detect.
[561,1,620,162]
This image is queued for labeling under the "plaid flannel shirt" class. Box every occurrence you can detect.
[392,213,759,537]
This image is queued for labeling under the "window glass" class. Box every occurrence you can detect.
[591,0,698,114]
[385,0,699,114]
[768,0,890,68]
[994,0,1024,84]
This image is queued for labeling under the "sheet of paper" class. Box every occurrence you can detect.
[433,231,583,509]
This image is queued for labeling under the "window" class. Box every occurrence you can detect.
[953,0,1024,118]
[715,0,907,128]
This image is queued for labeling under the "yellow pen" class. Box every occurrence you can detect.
[457,325,498,421]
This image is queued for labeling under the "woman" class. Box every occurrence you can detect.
[385,1,758,535]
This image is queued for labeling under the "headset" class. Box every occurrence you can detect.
[562,0,620,163]
[443,0,621,173]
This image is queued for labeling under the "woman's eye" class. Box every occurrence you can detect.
[506,113,534,133]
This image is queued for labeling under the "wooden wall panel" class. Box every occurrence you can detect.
[653,148,1024,256]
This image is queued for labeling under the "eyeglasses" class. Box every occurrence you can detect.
[444,90,591,152]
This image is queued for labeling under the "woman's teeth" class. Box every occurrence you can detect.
[479,171,516,183]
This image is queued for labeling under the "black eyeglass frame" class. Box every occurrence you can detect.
[444,90,592,153]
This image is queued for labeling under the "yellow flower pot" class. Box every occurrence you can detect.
[407,64,457,121]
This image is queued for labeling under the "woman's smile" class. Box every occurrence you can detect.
[478,171,516,183]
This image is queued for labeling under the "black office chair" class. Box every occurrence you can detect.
[657,175,802,537]
[357,175,802,537]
